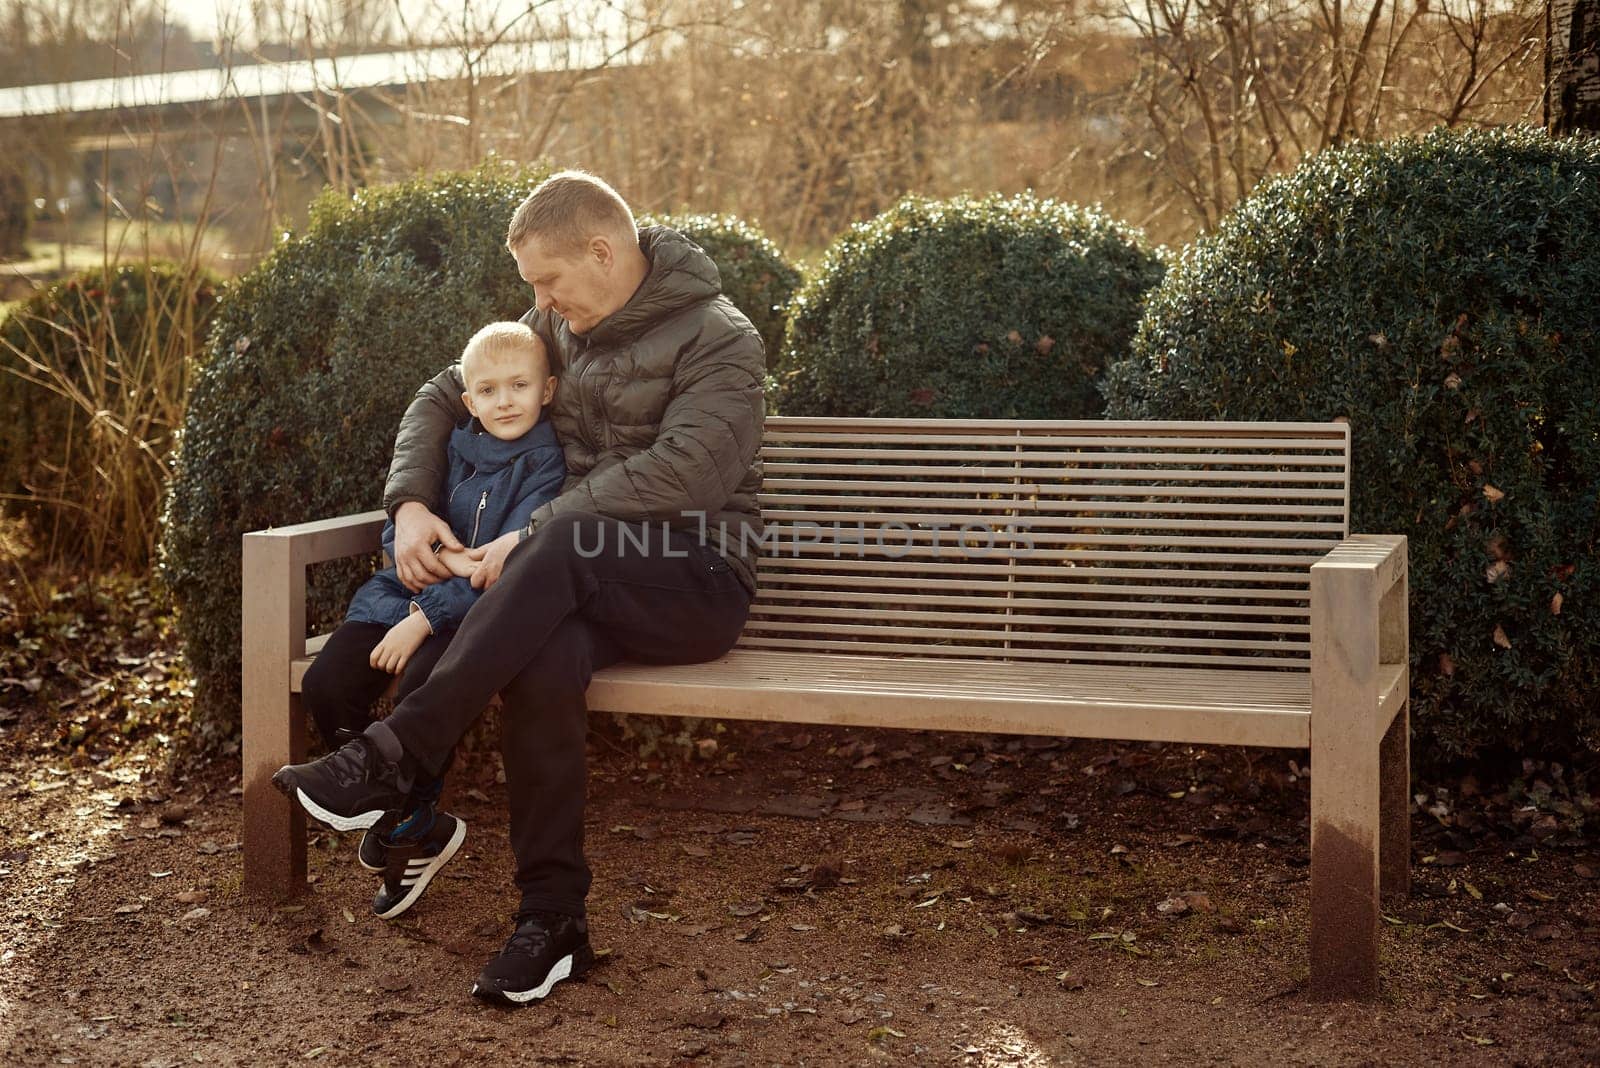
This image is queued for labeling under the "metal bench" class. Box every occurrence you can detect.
[242,416,1409,997]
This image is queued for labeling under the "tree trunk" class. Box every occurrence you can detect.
[1548,0,1600,135]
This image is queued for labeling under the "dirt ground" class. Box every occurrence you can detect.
[2,707,1599,1066]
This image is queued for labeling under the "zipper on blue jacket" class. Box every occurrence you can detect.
[470,490,488,547]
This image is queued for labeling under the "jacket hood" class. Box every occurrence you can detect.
[449,417,559,474]
[584,226,723,347]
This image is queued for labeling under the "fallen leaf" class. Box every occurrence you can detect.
[1155,896,1190,917]
[1492,625,1512,650]
[182,907,210,922]
[377,973,411,992]
[1482,484,1504,503]
[1485,560,1510,584]
[1551,592,1563,615]
[1057,971,1085,990]
[176,890,208,905]
[727,901,764,917]
[114,903,143,915]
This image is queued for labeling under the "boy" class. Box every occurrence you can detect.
[297,321,565,920]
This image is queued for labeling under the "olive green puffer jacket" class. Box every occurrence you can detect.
[383,226,767,595]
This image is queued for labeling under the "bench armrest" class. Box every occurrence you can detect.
[1310,533,1409,743]
[242,509,388,663]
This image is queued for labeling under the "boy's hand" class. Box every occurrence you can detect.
[370,611,432,675]
[467,530,522,591]
[394,501,462,593]
[436,545,479,579]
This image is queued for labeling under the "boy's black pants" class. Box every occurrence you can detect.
[379,512,752,920]
[301,621,455,748]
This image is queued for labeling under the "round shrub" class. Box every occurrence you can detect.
[642,212,800,368]
[1103,126,1600,760]
[160,166,798,741]
[775,193,1165,418]
[161,164,552,740]
[1,261,217,569]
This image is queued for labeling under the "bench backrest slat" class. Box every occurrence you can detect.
[743,417,1350,672]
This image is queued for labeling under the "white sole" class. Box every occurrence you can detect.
[294,787,385,833]
[375,818,466,921]
[473,952,575,1004]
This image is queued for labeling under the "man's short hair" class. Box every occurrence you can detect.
[505,170,636,256]
[459,321,549,384]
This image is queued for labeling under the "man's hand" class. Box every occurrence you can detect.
[394,501,462,592]
[436,545,479,580]
[370,611,432,675]
[467,530,522,591]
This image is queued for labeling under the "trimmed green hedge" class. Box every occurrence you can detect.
[160,166,802,741]
[642,212,800,368]
[1103,126,1600,760]
[161,164,552,740]
[775,193,1165,418]
[1,261,216,568]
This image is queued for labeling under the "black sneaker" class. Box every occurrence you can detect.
[372,810,466,920]
[471,911,596,1006]
[357,811,399,872]
[272,732,412,833]
[359,775,443,872]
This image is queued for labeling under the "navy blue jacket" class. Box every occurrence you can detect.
[346,418,565,633]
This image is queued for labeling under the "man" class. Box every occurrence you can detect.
[273,170,765,1005]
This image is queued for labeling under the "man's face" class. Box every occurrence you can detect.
[512,234,619,336]
[461,344,556,441]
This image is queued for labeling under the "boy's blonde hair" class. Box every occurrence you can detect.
[505,170,635,256]
[459,321,550,384]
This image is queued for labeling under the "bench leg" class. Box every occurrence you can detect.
[1380,700,1411,897]
[1309,726,1381,999]
[241,531,307,901]
[242,688,307,900]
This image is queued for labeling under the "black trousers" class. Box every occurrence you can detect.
[301,620,455,749]
[382,512,752,918]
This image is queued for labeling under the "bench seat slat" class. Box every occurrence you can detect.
[583,651,1320,748]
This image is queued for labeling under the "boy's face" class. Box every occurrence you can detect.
[461,342,557,441]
